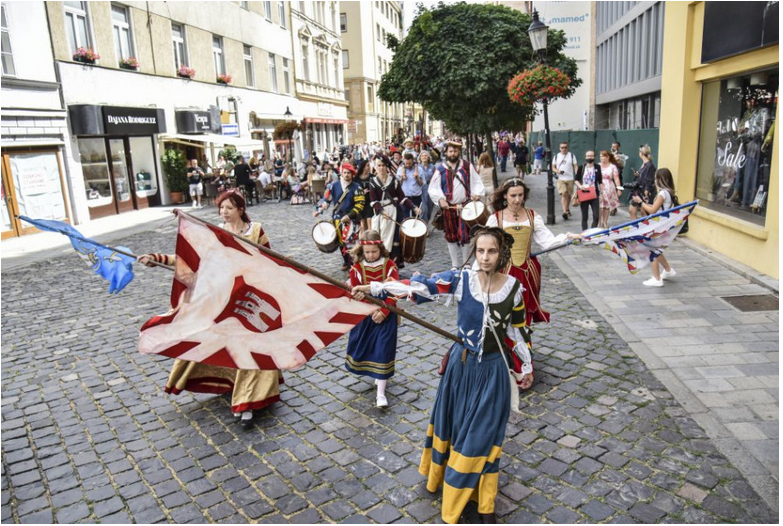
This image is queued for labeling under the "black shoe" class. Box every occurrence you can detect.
[480,513,497,524]
[240,416,254,430]
[562,212,569,220]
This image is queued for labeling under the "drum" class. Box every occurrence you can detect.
[312,220,340,253]
[460,201,489,229]
[400,218,428,263]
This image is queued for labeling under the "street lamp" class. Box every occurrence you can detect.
[284,106,294,164]
[528,9,555,226]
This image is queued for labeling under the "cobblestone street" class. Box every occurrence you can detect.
[1,198,777,523]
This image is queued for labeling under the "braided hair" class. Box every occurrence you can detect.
[468,226,515,271]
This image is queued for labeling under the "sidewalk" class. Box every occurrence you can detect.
[511,167,779,512]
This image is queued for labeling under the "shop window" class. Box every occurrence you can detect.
[1,4,15,76]
[78,138,113,208]
[129,137,157,198]
[695,68,777,225]
[64,1,92,56]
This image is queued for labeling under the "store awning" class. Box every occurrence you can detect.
[161,133,266,150]
[303,118,349,125]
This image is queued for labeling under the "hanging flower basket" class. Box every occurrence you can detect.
[177,66,196,79]
[216,74,233,85]
[119,57,139,70]
[73,47,100,64]
[508,64,571,106]
[273,121,301,139]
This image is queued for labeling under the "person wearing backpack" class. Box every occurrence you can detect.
[631,168,678,287]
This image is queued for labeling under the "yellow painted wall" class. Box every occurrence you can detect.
[659,2,779,279]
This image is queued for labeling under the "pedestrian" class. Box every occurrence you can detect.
[497,135,511,172]
[187,158,204,208]
[514,138,530,180]
[138,190,281,430]
[532,141,544,175]
[486,178,581,326]
[389,150,402,177]
[631,168,678,287]
[346,230,400,408]
[418,150,436,222]
[575,150,602,231]
[397,152,424,218]
[352,227,533,524]
[233,155,256,205]
[552,141,578,220]
[477,152,495,191]
[629,144,657,220]
[598,150,622,228]
[428,139,486,269]
[313,162,366,271]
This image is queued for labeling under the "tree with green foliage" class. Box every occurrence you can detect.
[379,2,580,185]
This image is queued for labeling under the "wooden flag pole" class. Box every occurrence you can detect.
[175,209,462,345]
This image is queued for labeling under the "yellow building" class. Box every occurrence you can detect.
[659,2,778,278]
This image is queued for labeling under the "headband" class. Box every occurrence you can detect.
[360,240,384,246]
[504,177,525,186]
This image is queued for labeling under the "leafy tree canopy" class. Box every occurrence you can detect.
[378,2,581,135]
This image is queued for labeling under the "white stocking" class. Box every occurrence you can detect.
[376,379,387,396]
[446,242,462,268]
[460,244,472,267]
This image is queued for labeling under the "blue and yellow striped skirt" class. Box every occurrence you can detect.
[419,345,511,524]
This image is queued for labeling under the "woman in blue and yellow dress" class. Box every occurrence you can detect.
[352,227,533,524]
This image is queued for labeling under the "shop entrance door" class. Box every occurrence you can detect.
[107,138,134,214]
[1,148,70,239]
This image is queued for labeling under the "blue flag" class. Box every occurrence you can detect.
[18,216,135,294]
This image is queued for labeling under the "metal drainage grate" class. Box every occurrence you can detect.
[721,294,779,312]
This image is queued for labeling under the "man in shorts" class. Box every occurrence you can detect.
[187,159,204,208]
[552,141,578,220]
[533,141,545,174]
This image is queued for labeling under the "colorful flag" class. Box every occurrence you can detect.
[18,216,135,293]
[138,213,378,371]
[577,201,697,273]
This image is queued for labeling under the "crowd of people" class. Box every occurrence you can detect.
[144,132,683,524]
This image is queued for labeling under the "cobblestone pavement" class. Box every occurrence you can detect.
[1,198,777,523]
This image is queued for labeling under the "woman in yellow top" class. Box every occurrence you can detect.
[139,190,281,430]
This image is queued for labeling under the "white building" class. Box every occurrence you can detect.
[1,1,74,239]
[290,1,348,158]
[40,1,301,223]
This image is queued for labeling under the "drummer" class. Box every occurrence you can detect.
[370,155,419,269]
[428,139,485,269]
[314,162,366,271]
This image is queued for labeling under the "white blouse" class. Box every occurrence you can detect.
[486,212,568,251]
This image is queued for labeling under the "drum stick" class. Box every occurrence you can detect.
[174,209,462,345]
[381,213,405,229]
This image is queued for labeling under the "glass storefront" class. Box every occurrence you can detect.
[696,68,777,225]
[79,138,113,207]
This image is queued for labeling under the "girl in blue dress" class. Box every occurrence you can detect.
[352,227,533,523]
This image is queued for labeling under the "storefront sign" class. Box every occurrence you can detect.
[347,120,357,133]
[317,102,333,117]
[222,123,239,136]
[103,106,166,135]
[702,2,779,63]
[176,111,212,134]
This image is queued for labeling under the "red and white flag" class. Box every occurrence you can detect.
[139,213,377,370]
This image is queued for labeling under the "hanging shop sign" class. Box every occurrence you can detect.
[69,105,166,136]
[176,111,213,134]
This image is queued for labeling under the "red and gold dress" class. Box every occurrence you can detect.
[153,222,284,413]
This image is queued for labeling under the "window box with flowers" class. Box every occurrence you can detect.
[216,74,232,85]
[119,57,139,71]
[73,47,100,65]
[177,66,196,79]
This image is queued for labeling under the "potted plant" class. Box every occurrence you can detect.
[73,47,100,65]
[216,73,233,85]
[161,149,189,204]
[177,65,196,79]
[119,57,139,70]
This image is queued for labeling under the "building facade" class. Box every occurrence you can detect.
[659,1,778,278]
[593,1,665,130]
[341,0,404,144]
[1,1,73,239]
[40,0,300,223]
[290,1,348,159]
